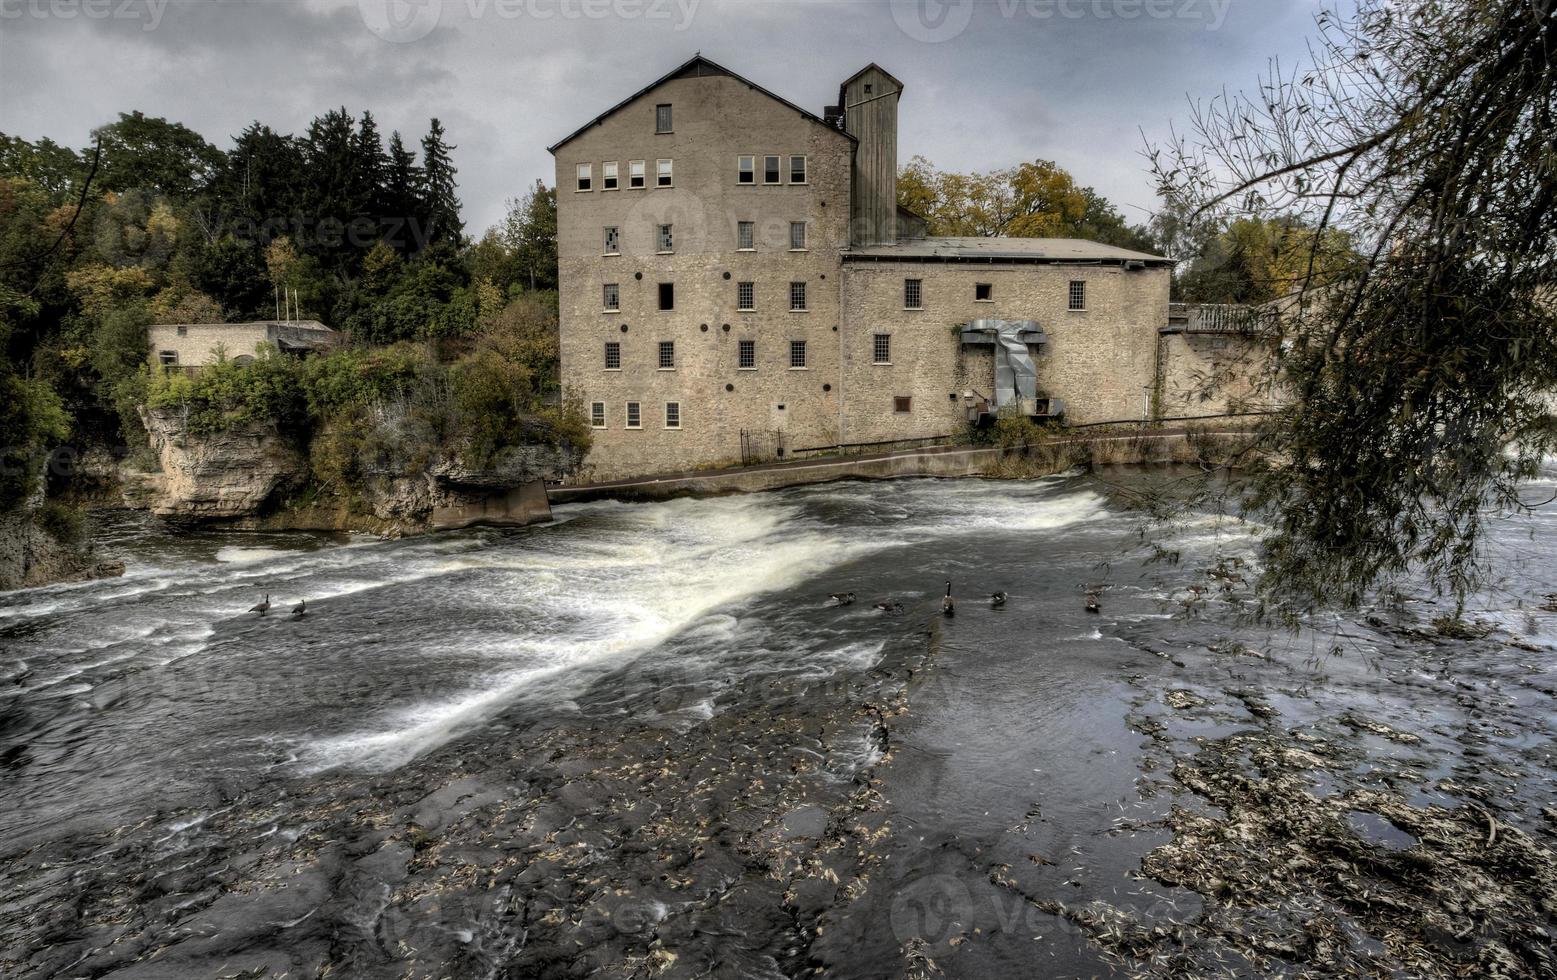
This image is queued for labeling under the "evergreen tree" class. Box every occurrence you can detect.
[352,110,388,239]
[209,122,304,244]
[419,119,463,252]
[384,131,422,256]
[301,108,362,274]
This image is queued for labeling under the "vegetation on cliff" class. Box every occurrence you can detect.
[1,105,582,539]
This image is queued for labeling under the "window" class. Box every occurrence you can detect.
[626,401,641,429]
[604,341,621,370]
[1068,280,1086,311]
[656,159,673,187]
[603,226,619,254]
[158,350,178,367]
[658,341,675,369]
[603,283,619,311]
[737,281,755,311]
[590,402,606,428]
[975,282,993,301]
[789,281,807,311]
[664,402,681,429]
[789,221,806,250]
[176,325,188,336]
[904,278,923,309]
[789,340,808,369]
[738,155,754,184]
[763,155,781,184]
[602,161,618,190]
[738,339,756,369]
[737,221,755,250]
[894,396,913,413]
[658,282,674,310]
[873,334,891,364]
[655,104,673,133]
[657,224,673,252]
[629,160,646,189]
[789,155,807,184]
[575,163,591,191]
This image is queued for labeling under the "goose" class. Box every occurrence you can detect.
[942,581,955,617]
[1085,592,1101,614]
[874,599,903,614]
[249,593,271,615]
[290,598,306,619]
[990,592,1007,607]
[830,592,856,606]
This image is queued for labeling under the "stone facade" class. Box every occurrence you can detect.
[146,320,339,371]
[839,261,1170,444]
[552,57,1176,481]
[1157,331,1280,418]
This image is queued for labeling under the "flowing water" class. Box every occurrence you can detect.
[2,473,1554,978]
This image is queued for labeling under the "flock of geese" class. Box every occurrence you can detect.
[829,583,1103,617]
[247,593,307,619]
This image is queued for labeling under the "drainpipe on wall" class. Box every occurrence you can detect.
[836,263,848,446]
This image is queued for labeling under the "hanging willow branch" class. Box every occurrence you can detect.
[1151,0,1557,618]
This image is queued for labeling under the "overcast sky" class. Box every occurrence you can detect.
[0,0,1334,233]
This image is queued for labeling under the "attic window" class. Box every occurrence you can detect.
[864,83,873,94]
[655,104,672,133]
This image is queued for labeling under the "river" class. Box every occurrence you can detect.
[2,472,1554,978]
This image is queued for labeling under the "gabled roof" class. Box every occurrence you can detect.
[547,54,853,155]
[837,63,905,107]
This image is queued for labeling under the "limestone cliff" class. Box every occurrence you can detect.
[140,407,308,520]
[137,407,578,532]
[0,509,124,591]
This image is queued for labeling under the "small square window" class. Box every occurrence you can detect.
[575,163,591,191]
[763,155,780,184]
[590,401,606,428]
[789,281,807,311]
[604,341,621,370]
[657,224,673,252]
[658,282,674,311]
[738,155,754,184]
[737,281,755,311]
[894,396,912,413]
[658,340,675,369]
[789,221,806,250]
[873,334,891,364]
[975,282,993,301]
[738,339,756,369]
[603,226,619,254]
[789,155,807,184]
[656,159,673,187]
[176,325,188,336]
[1069,280,1086,311]
[655,104,672,133]
[158,350,178,367]
[737,221,755,250]
[789,340,807,369]
[603,283,619,311]
[628,160,646,189]
[602,161,618,190]
[904,278,923,309]
[626,401,641,429]
[664,402,681,429]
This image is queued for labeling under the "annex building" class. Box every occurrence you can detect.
[551,56,1188,481]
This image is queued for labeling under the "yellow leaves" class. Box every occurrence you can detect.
[897,156,1088,238]
[265,235,300,287]
[64,262,155,318]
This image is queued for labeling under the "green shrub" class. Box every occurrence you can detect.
[0,368,70,513]
[35,501,84,544]
[145,344,305,434]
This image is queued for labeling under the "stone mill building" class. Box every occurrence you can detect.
[550,56,1183,481]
